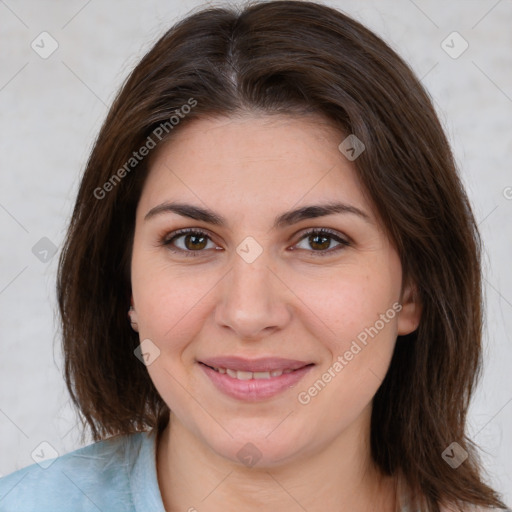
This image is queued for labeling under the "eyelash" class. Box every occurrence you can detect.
[160,227,351,258]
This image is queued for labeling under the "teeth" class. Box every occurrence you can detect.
[225,368,238,378]
[254,371,272,379]
[213,367,295,380]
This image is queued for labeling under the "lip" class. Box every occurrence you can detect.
[198,356,312,373]
[198,360,314,401]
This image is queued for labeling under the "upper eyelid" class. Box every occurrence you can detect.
[163,227,217,244]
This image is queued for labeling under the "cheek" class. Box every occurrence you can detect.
[289,262,401,407]
[287,263,401,344]
[296,300,399,431]
[136,277,204,344]
[131,250,221,351]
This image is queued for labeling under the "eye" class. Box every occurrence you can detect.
[160,227,350,258]
[292,228,350,256]
[161,228,219,257]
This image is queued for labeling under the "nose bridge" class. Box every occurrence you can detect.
[215,247,290,338]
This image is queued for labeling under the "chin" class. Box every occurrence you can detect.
[200,425,309,469]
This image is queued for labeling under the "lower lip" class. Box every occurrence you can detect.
[199,363,314,401]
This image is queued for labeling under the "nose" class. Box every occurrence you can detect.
[214,251,292,340]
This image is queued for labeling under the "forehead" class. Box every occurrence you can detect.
[138,114,371,222]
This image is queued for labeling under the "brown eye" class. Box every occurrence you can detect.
[308,233,331,251]
[182,233,208,250]
[294,229,350,256]
[162,229,217,256]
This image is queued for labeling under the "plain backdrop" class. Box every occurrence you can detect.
[0,0,511,504]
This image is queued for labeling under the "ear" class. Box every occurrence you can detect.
[397,280,422,335]
[128,295,139,332]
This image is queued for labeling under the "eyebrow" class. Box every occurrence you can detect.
[144,200,372,229]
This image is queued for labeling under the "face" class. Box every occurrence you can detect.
[130,114,420,467]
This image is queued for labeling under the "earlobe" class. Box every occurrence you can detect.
[397,282,422,335]
[128,297,139,332]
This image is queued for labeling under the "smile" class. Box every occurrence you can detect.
[198,362,314,401]
[207,365,296,379]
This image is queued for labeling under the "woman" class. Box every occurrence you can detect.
[0,1,508,511]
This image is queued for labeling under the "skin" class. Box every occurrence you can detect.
[129,113,421,512]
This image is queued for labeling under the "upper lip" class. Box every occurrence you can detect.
[199,356,313,372]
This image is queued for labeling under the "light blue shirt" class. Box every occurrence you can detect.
[0,430,166,511]
[2,430,508,512]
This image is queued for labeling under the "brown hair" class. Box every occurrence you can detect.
[56,1,507,509]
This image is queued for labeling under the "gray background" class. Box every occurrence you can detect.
[1,0,511,504]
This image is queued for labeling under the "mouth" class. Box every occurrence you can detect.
[197,358,315,401]
[199,362,314,380]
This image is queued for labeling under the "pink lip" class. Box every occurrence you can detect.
[198,362,314,401]
[199,356,311,372]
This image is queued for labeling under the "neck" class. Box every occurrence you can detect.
[156,406,397,512]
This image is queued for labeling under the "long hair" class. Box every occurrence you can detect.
[56,2,507,509]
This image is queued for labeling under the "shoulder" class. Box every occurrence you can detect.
[0,430,152,512]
